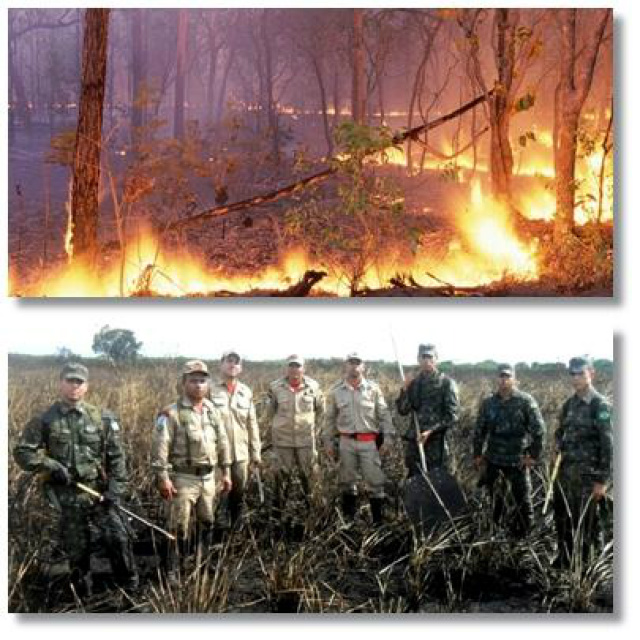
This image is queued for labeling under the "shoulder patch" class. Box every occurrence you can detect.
[598,408,611,421]
[110,420,120,432]
[156,415,169,431]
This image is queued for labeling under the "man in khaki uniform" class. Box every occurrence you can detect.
[323,353,394,525]
[151,360,232,573]
[267,354,325,516]
[210,350,262,527]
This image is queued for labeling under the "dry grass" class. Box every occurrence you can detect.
[7,356,614,613]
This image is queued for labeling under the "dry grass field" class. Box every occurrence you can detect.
[7,355,614,613]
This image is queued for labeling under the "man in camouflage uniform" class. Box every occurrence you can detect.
[210,350,262,528]
[266,355,325,517]
[552,356,613,568]
[151,360,231,574]
[322,353,394,525]
[13,363,138,595]
[473,364,546,539]
[396,344,459,476]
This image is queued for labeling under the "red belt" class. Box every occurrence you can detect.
[340,432,378,442]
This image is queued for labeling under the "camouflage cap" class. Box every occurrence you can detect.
[497,363,514,377]
[569,356,593,374]
[286,354,304,366]
[345,352,363,363]
[418,344,438,358]
[182,360,210,377]
[221,350,242,362]
[60,362,89,382]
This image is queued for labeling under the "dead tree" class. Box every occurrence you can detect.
[70,8,110,265]
[553,8,611,241]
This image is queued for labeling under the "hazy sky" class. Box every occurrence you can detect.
[7,303,614,365]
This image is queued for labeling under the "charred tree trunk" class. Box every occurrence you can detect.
[215,49,234,126]
[553,8,611,242]
[70,8,110,265]
[173,9,189,139]
[8,35,31,129]
[352,9,366,124]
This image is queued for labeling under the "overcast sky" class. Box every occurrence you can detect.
[7,303,614,365]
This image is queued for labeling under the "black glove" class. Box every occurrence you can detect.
[100,490,120,507]
[49,463,71,486]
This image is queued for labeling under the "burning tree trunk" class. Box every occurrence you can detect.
[173,9,189,139]
[70,8,110,265]
[553,8,611,242]
[352,9,366,124]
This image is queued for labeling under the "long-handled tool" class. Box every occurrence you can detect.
[542,453,562,516]
[76,482,176,540]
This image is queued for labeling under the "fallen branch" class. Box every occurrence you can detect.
[166,89,494,233]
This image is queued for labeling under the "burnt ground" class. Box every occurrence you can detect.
[8,479,614,614]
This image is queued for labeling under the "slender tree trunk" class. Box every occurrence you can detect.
[70,8,110,265]
[261,11,280,162]
[130,9,146,144]
[553,8,611,242]
[332,67,341,129]
[352,9,366,124]
[311,57,333,157]
[215,50,234,125]
[9,36,31,128]
[174,9,188,139]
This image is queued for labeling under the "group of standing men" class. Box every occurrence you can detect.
[13,345,613,593]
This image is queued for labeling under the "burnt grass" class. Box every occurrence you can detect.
[7,357,614,613]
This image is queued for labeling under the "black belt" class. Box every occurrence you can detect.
[173,465,213,477]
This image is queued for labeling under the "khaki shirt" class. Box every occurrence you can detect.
[210,380,261,463]
[151,397,231,483]
[267,376,325,448]
[322,378,394,446]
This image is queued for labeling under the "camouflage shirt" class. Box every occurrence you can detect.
[396,371,459,438]
[474,389,545,466]
[555,388,613,484]
[13,400,127,492]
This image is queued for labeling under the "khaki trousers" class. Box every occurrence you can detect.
[338,438,386,498]
[166,472,217,539]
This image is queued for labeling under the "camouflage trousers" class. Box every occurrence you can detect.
[484,462,533,538]
[404,434,448,477]
[54,484,137,586]
[165,472,218,540]
[553,465,609,564]
[338,438,386,498]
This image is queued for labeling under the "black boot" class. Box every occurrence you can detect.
[341,493,358,521]
[370,497,385,526]
[229,493,246,530]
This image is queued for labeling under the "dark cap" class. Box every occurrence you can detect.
[569,356,593,374]
[345,352,363,363]
[182,360,209,377]
[497,363,514,377]
[60,363,88,382]
[418,344,438,358]
[221,350,242,362]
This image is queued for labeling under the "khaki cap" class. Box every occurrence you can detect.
[182,360,210,376]
[287,354,304,366]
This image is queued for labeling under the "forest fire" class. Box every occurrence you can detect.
[12,179,542,298]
